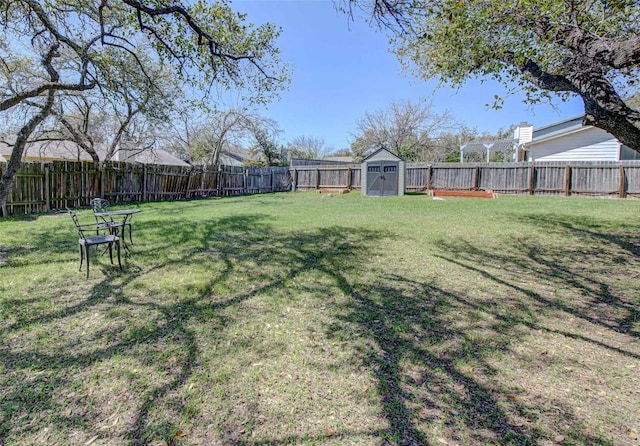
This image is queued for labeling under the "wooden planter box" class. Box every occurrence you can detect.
[430,189,497,199]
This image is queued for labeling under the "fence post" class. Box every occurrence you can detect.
[528,163,535,195]
[44,163,51,212]
[142,164,148,202]
[619,164,626,198]
[426,165,432,190]
[100,164,105,199]
[315,168,320,190]
[564,165,571,196]
[346,167,352,190]
[243,167,248,194]
[185,167,193,199]
[473,166,480,190]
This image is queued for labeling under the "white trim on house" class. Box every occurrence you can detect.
[522,115,625,162]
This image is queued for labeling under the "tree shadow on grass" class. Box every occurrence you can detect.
[0,210,632,445]
[436,212,640,341]
[323,274,599,446]
[0,213,389,445]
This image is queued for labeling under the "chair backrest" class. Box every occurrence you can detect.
[90,198,109,213]
[67,209,88,240]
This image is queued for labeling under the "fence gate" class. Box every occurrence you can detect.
[366,161,399,196]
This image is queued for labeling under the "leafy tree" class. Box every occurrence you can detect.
[627,92,640,111]
[325,147,354,158]
[350,98,459,161]
[170,107,282,167]
[175,109,250,167]
[249,119,287,166]
[341,0,640,153]
[48,49,179,164]
[0,0,289,214]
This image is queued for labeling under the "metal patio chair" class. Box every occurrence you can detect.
[68,209,122,278]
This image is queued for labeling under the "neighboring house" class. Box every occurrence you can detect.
[218,147,264,167]
[290,157,357,167]
[518,115,640,162]
[323,155,355,163]
[0,138,189,166]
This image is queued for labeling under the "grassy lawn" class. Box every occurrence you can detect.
[0,192,639,446]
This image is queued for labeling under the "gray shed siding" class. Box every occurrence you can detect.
[361,149,405,196]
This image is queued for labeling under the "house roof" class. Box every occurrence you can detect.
[532,115,584,138]
[0,138,189,166]
[118,148,189,166]
[218,147,263,166]
[524,115,617,148]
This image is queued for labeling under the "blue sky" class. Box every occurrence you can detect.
[232,0,585,152]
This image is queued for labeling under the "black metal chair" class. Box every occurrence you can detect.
[90,198,133,245]
[68,209,122,278]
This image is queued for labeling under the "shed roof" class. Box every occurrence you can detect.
[362,147,403,162]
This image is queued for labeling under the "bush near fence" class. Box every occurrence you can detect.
[3,160,640,216]
[0,161,291,217]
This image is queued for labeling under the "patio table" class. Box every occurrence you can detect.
[93,209,140,255]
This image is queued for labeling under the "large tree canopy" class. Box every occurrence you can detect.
[0,0,289,214]
[343,0,640,152]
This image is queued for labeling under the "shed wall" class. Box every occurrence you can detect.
[361,149,405,196]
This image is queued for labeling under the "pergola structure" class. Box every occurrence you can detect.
[459,139,517,162]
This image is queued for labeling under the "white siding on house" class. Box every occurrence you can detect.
[529,127,620,161]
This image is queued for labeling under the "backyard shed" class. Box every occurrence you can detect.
[361,148,405,196]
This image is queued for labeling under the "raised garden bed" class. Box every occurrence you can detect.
[317,188,350,194]
[430,189,497,198]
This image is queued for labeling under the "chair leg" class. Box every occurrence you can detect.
[108,242,114,264]
[84,245,91,279]
[128,224,133,245]
[78,243,84,272]
[116,240,122,271]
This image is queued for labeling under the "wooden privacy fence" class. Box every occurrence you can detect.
[1,161,291,216]
[290,164,361,191]
[4,160,640,216]
[290,161,640,198]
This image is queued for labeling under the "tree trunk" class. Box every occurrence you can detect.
[520,55,640,153]
[568,58,640,152]
[0,94,55,216]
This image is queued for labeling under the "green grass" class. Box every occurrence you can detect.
[1,192,639,445]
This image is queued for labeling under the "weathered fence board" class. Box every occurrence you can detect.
[625,163,640,198]
[291,161,640,198]
[2,162,292,216]
[4,160,640,216]
[3,162,46,215]
[47,161,100,210]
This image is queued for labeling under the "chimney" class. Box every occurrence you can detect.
[514,122,533,145]
[513,122,533,162]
